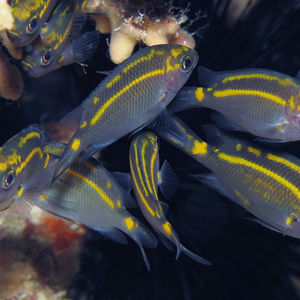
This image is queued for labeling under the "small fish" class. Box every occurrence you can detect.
[55,44,198,178]
[34,142,158,271]
[170,67,300,141]
[129,131,211,265]
[0,125,55,212]
[21,31,99,77]
[7,0,57,47]
[152,113,300,238]
[21,0,98,78]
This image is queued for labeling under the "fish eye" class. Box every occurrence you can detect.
[3,169,15,190]
[180,55,193,72]
[41,51,52,66]
[26,17,38,34]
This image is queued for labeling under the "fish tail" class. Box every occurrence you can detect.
[180,244,211,265]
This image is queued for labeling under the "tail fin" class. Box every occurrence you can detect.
[180,244,211,265]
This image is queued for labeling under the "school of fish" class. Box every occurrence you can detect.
[2,0,300,270]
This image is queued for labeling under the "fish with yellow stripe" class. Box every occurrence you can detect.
[7,0,58,47]
[129,131,211,265]
[21,0,99,77]
[152,113,300,238]
[0,124,56,212]
[54,44,198,178]
[33,142,158,271]
[170,67,300,141]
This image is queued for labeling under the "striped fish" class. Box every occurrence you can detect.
[153,113,300,238]
[129,131,211,265]
[0,125,55,211]
[7,0,58,47]
[55,44,198,178]
[170,67,300,141]
[34,142,158,271]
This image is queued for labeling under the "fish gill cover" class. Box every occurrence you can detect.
[1,0,300,300]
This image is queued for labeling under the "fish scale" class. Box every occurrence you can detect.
[55,44,198,179]
[152,113,300,238]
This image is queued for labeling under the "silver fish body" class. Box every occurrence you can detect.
[55,44,198,178]
[34,143,158,270]
[129,131,211,264]
[153,114,300,238]
[171,67,300,141]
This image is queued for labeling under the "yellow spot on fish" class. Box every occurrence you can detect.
[90,68,166,126]
[236,144,242,151]
[93,96,100,104]
[83,161,97,172]
[213,89,287,106]
[123,49,165,73]
[18,132,40,148]
[16,147,43,175]
[195,87,204,102]
[43,153,50,169]
[71,139,81,151]
[165,56,180,72]
[171,47,187,58]
[286,216,293,226]
[66,169,115,208]
[0,151,21,172]
[288,96,296,110]
[192,140,207,155]
[117,200,121,208]
[106,181,112,189]
[124,217,134,231]
[106,75,121,88]
[80,121,87,128]
[155,211,161,218]
[222,73,296,87]
[214,148,220,152]
[235,190,251,206]
[207,88,213,91]
[162,221,172,236]
[277,124,284,132]
[267,153,300,174]
[218,152,300,200]
[247,147,261,157]
[40,194,48,200]
[17,186,24,198]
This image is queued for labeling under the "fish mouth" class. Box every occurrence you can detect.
[20,60,33,72]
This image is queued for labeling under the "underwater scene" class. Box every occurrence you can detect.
[1,0,300,299]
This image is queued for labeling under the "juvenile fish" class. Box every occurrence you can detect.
[34,142,158,271]
[0,125,55,212]
[170,67,300,141]
[21,0,98,77]
[152,113,300,238]
[7,0,57,46]
[55,44,198,178]
[129,131,211,265]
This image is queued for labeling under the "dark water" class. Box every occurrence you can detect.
[2,0,300,299]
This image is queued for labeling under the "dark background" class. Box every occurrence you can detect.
[2,0,300,299]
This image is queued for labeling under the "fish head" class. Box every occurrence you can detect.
[7,0,56,47]
[21,39,57,77]
[161,45,198,101]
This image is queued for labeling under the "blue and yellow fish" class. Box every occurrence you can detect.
[7,0,57,47]
[152,113,300,238]
[170,67,300,141]
[129,131,211,265]
[55,44,198,178]
[0,125,55,212]
[33,142,158,271]
[21,0,98,77]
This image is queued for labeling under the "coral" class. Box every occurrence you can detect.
[88,0,196,63]
[0,0,14,32]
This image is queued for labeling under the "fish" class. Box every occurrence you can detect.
[170,67,300,141]
[7,0,58,47]
[151,112,300,238]
[21,31,99,77]
[21,0,98,77]
[129,131,211,265]
[0,124,56,212]
[33,142,158,271]
[54,44,198,178]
